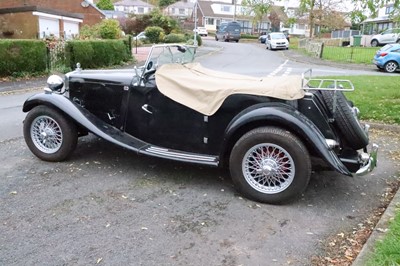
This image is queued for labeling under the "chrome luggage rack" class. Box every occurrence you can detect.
[301,69,355,92]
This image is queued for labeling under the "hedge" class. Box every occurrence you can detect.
[0,40,47,77]
[65,39,132,69]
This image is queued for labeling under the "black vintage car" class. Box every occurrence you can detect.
[22,44,378,204]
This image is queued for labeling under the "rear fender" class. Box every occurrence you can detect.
[223,103,352,176]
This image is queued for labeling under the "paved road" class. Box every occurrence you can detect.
[1,41,399,265]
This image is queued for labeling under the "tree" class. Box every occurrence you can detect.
[97,0,114,10]
[299,0,350,37]
[149,9,179,34]
[351,0,399,17]
[241,0,272,32]
[159,0,176,8]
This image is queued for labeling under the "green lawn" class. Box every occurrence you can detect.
[322,46,380,64]
[366,209,400,265]
[314,75,400,124]
[288,37,380,64]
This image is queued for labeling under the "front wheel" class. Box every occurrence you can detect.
[229,127,311,204]
[23,106,78,162]
[371,39,379,47]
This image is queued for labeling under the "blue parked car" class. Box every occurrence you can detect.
[373,43,400,73]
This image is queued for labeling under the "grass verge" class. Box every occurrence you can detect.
[313,75,400,124]
[366,205,400,265]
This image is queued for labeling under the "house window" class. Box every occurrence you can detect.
[385,5,394,14]
[206,18,214,25]
[171,8,175,14]
[179,8,185,15]
[138,7,144,13]
[221,6,231,12]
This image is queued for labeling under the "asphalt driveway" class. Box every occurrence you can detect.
[1,127,399,265]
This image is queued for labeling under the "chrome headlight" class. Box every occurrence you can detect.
[46,75,65,93]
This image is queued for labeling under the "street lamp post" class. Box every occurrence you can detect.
[193,0,198,46]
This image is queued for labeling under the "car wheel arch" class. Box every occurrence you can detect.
[219,105,352,176]
[384,60,399,73]
[371,39,379,46]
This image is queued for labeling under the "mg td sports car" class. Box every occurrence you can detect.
[22,44,378,204]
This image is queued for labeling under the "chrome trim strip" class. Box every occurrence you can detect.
[145,146,217,162]
[326,139,338,149]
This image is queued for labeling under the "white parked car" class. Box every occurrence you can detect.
[133,31,147,41]
[265,32,289,50]
[194,27,208,36]
[370,28,400,47]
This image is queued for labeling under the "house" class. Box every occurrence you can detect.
[361,3,398,35]
[114,0,155,15]
[102,10,127,19]
[164,0,195,20]
[0,0,105,39]
[279,5,308,36]
[196,0,270,34]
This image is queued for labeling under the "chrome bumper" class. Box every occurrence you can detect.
[353,143,379,176]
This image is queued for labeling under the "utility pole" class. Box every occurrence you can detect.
[233,0,236,21]
[193,0,198,45]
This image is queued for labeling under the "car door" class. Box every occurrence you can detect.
[124,75,207,153]
[381,29,396,43]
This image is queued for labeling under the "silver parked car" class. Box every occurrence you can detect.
[265,32,289,50]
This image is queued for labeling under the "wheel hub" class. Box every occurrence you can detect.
[258,159,279,176]
[31,115,63,153]
[242,143,295,194]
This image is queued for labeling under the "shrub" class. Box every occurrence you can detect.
[241,34,258,39]
[164,33,186,43]
[185,34,202,46]
[0,40,47,77]
[79,24,100,39]
[99,19,121,39]
[145,26,165,43]
[65,39,131,69]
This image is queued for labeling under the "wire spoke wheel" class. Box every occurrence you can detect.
[31,115,63,153]
[24,106,77,161]
[229,127,311,204]
[243,143,294,194]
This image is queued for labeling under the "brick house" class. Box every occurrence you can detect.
[0,0,105,39]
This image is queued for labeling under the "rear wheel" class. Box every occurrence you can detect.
[229,127,311,204]
[384,61,398,73]
[371,39,379,47]
[320,90,368,150]
[23,106,78,161]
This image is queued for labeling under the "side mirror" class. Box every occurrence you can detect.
[146,61,153,70]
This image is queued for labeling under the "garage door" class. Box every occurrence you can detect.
[38,17,60,38]
[63,21,79,39]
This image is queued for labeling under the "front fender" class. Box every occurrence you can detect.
[23,92,147,152]
[223,103,352,176]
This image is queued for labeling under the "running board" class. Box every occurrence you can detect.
[140,146,219,166]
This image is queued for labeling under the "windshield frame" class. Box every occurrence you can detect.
[140,44,197,80]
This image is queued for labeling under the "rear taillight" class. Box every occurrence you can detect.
[379,52,388,57]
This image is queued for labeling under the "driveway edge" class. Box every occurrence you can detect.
[352,185,400,265]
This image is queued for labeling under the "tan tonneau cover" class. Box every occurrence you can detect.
[155,63,304,116]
